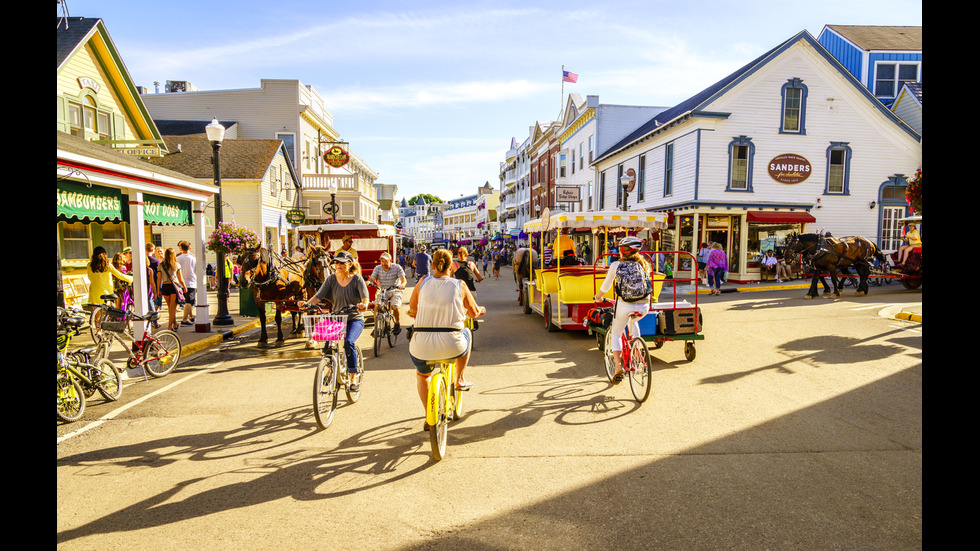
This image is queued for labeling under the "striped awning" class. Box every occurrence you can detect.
[523,209,668,233]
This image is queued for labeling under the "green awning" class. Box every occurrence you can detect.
[57,181,192,225]
[57,180,125,223]
[142,193,192,226]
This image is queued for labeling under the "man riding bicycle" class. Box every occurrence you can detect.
[368,252,407,335]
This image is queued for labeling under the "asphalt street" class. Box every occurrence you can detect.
[58,265,923,550]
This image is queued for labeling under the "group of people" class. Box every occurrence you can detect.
[696,242,729,294]
[299,243,486,427]
[758,249,796,283]
[86,241,200,332]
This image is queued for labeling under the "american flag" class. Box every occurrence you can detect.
[562,70,578,83]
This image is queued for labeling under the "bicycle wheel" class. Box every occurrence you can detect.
[603,331,617,382]
[386,313,397,348]
[346,345,364,403]
[89,307,105,341]
[452,381,463,421]
[429,375,449,461]
[373,318,383,357]
[57,370,86,423]
[67,352,98,399]
[313,354,339,430]
[142,330,182,378]
[628,337,652,403]
[93,358,123,401]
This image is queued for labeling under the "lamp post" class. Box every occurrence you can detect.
[206,118,234,326]
[620,174,631,211]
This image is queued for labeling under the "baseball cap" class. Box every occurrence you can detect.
[332,250,354,264]
[379,252,392,261]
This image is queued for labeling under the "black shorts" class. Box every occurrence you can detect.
[697,261,706,269]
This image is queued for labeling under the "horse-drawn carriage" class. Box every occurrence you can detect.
[237,223,397,347]
[889,215,922,290]
[783,215,921,298]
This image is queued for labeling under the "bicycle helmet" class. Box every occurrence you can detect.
[618,236,644,251]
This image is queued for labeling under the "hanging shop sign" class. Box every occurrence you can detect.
[555,185,581,202]
[286,209,306,225]
[768,153,812,184]
[323,145,350,168]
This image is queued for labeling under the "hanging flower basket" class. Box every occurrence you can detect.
[905,168,922,214]
[207,221,261,256]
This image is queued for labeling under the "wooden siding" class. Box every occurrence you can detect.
[594,39,921,241]
[57,43,139,141]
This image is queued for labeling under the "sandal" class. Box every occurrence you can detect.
[612,370,625,384]
[455,381,474,391]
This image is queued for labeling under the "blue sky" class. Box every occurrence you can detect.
[66,0,922,203]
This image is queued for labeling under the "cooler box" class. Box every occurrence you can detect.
[637,311,660,336]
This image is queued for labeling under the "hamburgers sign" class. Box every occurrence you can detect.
[768,153,812,184]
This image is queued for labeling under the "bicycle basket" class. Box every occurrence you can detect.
[100,309,129,332]
[303,314,348,342]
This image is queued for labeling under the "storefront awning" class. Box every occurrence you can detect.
[747,211,816,223]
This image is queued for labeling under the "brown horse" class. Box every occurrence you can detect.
[238,247,307,347]
[512,247,538,306]
[784,233,885,298]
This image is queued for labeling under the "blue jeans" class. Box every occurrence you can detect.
[345,318,364,373]
[709,267,725,289]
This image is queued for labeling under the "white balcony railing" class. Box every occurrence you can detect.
[302,173,362,193]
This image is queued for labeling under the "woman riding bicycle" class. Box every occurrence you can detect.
[299,250,369,392]
[594,236,652,384]
[407,248,485,430]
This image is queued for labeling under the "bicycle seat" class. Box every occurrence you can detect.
[129,311,161,322]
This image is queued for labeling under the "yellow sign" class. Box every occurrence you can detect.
[323,146,350,168]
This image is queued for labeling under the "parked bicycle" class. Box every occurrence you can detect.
[87,290,134,342]
[303,304,365,430]
[424,356,464,461]
[93,304,182,378]
[369,283,400,357]
[58,307,123,423]
[602,310,653,403]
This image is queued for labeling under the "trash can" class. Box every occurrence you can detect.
[239,286,260,317]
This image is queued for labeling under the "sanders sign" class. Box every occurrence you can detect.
[768,153,811,184]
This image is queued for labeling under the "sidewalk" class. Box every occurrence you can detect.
[82,287,264,380]
[678,277,922,322]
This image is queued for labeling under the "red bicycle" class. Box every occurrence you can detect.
[601,309,652,403]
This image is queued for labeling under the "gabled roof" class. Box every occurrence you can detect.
[822,25,922,51]
[896,81,922,107]
[147,135,299,186]
[595,30,920,163]
[57,17,163,145]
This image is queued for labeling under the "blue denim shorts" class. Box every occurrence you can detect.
[410,328,471,374]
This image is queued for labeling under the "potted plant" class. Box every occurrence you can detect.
[905,169,922,214]
[207,221,261,256]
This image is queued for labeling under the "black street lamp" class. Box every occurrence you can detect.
[206,118,234,326]
[620,174,631,211]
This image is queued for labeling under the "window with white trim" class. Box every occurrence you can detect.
[780,78,808,134]
[874,62,919,100]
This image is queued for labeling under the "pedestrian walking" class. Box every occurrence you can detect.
[706,242,728,295]
[176,240,197,326]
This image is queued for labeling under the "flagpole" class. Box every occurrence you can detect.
[561,65,564,116]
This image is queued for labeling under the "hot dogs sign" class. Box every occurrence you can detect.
[767,153,811,184]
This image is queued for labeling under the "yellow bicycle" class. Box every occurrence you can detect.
[425,356,463,461]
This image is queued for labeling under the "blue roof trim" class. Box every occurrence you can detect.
[594,30,920,164]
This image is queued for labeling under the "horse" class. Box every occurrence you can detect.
[512,247,538,306]
[784,233,885,298]
[238,247,307,347]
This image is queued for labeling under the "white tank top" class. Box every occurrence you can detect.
[409,276,468,360]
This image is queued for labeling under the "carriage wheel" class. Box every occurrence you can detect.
[901,274,922,290]
[684,342,697,361]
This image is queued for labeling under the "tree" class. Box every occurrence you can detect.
[408,193,443,205]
